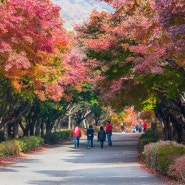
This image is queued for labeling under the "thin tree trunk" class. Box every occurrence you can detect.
[4,123,8,140]
[46,124,51,134]
[68,115,72,129]
[35,121,41,136]
[30,122,35,136]
[13,121,19,138]
[40,123,44,136]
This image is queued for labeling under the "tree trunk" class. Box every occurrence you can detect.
[35,121,41,136]
[19,121,26,136]
[13,121,19,138]
[177,124,183,143]
[83,119,88,129]
[40,123,43,136]
[4,123,9,140]
[24,124,30,136]
[68,115,72,129]
[30,122,35,136]
[46,124,51,134]
[8,124,12,138]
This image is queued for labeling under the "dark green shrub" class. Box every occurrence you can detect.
[0,136,44,159]
[0,144,5,158]
[138,129,158,152]
[16,136,44,152]
[140,129,158,139]
[29,136,44,148]
[0,140,20,157]
[44,133,61,144]
[15,139,27,152]
[156,142,185,174]
[42,130,72,144]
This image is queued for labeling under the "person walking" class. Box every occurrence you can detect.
[86,125,94,149]
[72,124,81,148]
[138,122,142,133]
[97,126,106,148]
[143,121,147,132]
[106,120,113,147]
[121,120,125,133]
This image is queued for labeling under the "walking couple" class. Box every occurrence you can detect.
[97,120,113,148]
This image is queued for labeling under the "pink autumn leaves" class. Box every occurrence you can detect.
[91,0,185,74]
[0,0,89,102]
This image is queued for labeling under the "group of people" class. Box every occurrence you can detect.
[72,120,113,149]
[132,122,148,133]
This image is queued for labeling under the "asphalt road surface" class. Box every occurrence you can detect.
[0,133,167,185]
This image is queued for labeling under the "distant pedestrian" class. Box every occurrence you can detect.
[121,121,125,132]
[138,122,142,133]
[86,125,94,149]
[135,124,139,132]
[143,122,147,132]
[106,120,113,147]
[72,125,81,148]
[97,126,106,148]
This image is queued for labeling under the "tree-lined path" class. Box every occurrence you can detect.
[0,133,166,185]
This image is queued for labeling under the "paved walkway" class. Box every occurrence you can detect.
[0,133,167,185]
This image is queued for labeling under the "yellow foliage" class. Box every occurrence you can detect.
[12,79,22,91]
[177,58,185,67]
[136,0,141,4]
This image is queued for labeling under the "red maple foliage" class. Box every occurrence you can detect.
[0,0,89,101]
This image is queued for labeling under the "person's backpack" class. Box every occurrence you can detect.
[87,128,94,138]
[88,133,92,137]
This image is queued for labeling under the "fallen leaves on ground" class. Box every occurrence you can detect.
[0,145,48,167]
[139,160,185,185]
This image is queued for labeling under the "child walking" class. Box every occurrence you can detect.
[97,126,106,148]
[86,125,94,149]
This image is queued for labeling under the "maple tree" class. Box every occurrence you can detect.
[0,0,89,101]
[0,0,92,139]
[122,106,139,127]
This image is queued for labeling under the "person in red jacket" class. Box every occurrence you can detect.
[106,120,113,147]
[143,122,147,132]
[72,125,81,148]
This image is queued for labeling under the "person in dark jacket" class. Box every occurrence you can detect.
[86,125,94,149]
[97,126,106,148]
